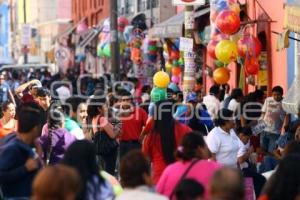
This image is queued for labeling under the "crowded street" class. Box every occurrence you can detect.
[1,0,300,200]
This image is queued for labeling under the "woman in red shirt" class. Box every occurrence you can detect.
[142,100,192,183]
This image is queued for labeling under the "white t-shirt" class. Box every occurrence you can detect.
[262,97,286,134]
[228,99,240,113]
[203,95,221,120]
[56,86,71,103]
[237,140,250,169]
[116,186,168,200]
[207,127,240,168]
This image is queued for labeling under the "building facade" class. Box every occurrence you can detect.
[72,0,110,27]
[0,1,13,65]
[118,0,176,27]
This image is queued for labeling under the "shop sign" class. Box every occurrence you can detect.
[180,37,194,52]
[284,4,300,33]
[172,0,205,5]
[21,24,31,46]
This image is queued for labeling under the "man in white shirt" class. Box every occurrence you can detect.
[203,85,221,120]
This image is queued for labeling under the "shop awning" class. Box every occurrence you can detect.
[149,7,210,38]
[54,17,87,41]
[79,25,103,48]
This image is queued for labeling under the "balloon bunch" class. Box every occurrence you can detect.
[147,40,158,62]
[129,28,145,65]
[209,0,261,84]
[97,19,111,58]
[151,71,170,102]
[163,39,183,84]
[97,17,130,58]
[237,34,262,75]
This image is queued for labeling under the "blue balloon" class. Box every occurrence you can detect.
[216,0,228,12]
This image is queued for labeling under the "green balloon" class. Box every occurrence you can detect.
[173,60,179,66]
[148,45,157,51]
[103,44,111,57]
[214,60,225,68]
[151,87,167,102]
[97,45,105,57]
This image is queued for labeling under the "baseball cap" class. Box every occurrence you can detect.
[186,92,197,103]
[30,82,42,89]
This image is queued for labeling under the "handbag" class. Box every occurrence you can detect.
[93,116,118,155]
[169,159,200,199]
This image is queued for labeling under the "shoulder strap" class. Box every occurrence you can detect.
[169,159,200,199]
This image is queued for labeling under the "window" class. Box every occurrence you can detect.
[138,0,147,12]
[295,34,300,76]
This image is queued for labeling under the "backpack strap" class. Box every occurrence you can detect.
[169,159,200,199]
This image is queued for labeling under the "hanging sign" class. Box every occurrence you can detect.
[284,4,300,33]
[180,37,194,52]
[185,11,194,29]
[172,0,205,5]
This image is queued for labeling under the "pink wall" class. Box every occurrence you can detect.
[246,0,287,93]
[57,0,72,19]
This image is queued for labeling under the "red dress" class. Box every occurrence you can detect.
[142,121,192,183]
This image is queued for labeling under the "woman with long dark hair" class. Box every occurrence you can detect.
[156,132,220,199]
[62,140,115,200]
[87,90,120,175]
[40,102,76,165]
[142,100,192,183]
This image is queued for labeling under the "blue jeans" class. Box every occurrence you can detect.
[259,156,278,173]
[260,131,280,153]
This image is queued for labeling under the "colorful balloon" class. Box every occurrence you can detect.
[215,40,238,64]
[151,87,167,102]
[213,67,230,84]
[216,10,240,35]
[170,51,180,60]
[103,44,111,57]
[245,56,259,75]
[172,67,181,76]
[216,0,229,12]
[230,3,241,15]
[153,71,170,88]
[207,40,219,59]
[214,60,225,68]
[118,16,129,32]
[165,62,172,73]
[171,75,180,84]
[237,35,262,58]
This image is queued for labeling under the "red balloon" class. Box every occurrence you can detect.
[118,16,129,32]
[216,10,240,35]
[238,35,262,58]
[172,67,181,76]
[207,40,219,59]
[245,56,259,75]
[170,51,180,60]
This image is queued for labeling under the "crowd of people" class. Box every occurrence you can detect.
[1,68,300,200]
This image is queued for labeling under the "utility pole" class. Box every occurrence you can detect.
[149,0,153,27]
[23,0,28,64]
[183,5,195,98]
[110,0,120,81]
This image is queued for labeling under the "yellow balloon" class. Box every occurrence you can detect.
[215,40,238,64]
[163,43,168,53]
[230,3,241,15]
[153,71,170,88]
[165,62,172,73]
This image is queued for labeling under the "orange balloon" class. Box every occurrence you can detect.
[172,67,181,76]
[213,67,230,84]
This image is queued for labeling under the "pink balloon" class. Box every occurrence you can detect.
[76,22,88,34]
[171,75,180,84]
